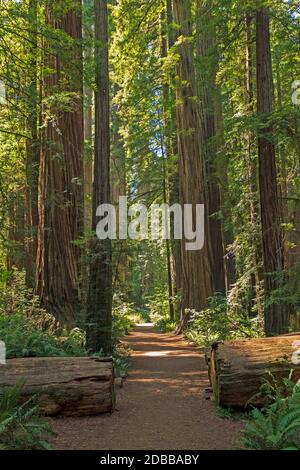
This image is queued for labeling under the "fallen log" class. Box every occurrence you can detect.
[0,357,115,416]
[208,334,300,408]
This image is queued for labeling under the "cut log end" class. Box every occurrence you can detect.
[207,335,300,408]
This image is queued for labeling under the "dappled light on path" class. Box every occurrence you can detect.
[51,325,242,450]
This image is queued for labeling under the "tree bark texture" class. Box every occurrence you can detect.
[256,9,288,335]
[196,0,225,295]
[86,0,112,354]
[207,334,300,408]
[36,1,84,326]
[1,357,115,416]
[173,0,213,316]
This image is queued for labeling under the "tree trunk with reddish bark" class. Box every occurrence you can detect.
[256,8,288,335]
[36,1,84,326]
[86,0,112,354]
[196,0,226,295]
[207,334,300,408]
[173,0,213,318]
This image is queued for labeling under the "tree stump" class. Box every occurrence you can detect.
[207,334,300,408]
[0,357,115,416]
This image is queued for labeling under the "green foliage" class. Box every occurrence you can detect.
[0,276,143,360]
[0,273,86,358]
[112,343,132,377]
[0,382,55,450]
[0,277,137,385]
[267,264,300,316]
[146,287,179,332]
[129,308,151,324]
[185,294,262,347]
[112,311,133,344]
[122,242,169,309]
[155,317,177,333]
[217,406,251,421]
[92,342,132,378]
[0,312,86,359]
[243,375,300,450]
[0,269,9,290]
[112,293,145,343]
[112,309,134,344]
[146,287,170,323]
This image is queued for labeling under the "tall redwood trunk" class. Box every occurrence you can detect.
[166,0,182,310]
[111,83,127,289]
[83,0,93,233]
[36,1,84,326]
[173,0,213,317]
[86,0,112,353]
[196,0,225,295]
[245,14,263,317]
[25,0,40,288]
[161,6,175,321]
[256,8,288,335]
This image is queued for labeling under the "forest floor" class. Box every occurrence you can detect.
[51,324,243,450]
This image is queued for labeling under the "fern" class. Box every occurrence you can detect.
[0,382,55,450]
[243,375,300,450]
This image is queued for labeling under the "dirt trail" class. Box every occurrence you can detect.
[51,324,242,450]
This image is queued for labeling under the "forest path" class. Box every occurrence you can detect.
[51,324,242,450]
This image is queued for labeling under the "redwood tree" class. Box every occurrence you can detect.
[173,0,213,316]
[256,8,288,335]
[86,0,112,354]
[25,0,40,288]
[196,0,226,295]
[36,0,84,326]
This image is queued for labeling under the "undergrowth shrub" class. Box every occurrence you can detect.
[185,294,262,347]
[155,317,177,333]
[0,279,87,358]
[146,288,180,332]
[0,313,86,358]
[112,343,132,376]
[0,382,55,450]
[243,373,300,450]
[111,294,157,374]
[130,308,151,324]
[112,293,147,342]
[146,288,170,323]
[0,274,138,380]
[0,275,140,359]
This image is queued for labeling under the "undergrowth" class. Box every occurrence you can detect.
[0,275,86,358]
[0,276,138,358]
[146,287,179,332]
[185,294,262,347]
[0,382,55,450]
[243,373,300,450]
[147,289,262,341]
[0,277,137,379]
